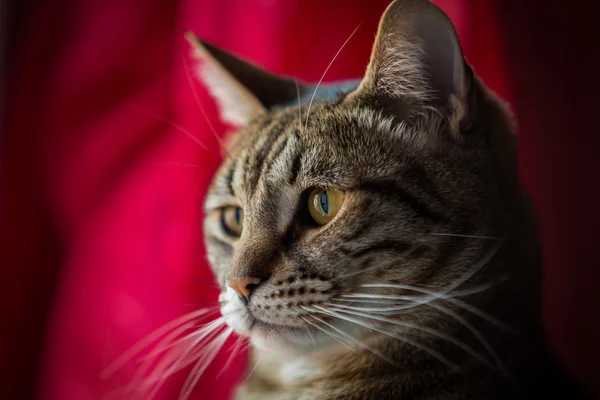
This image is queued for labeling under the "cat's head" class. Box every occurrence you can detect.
[194,0,531,356]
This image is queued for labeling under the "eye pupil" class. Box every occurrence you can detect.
[220,206,243,237]
[320,191,329,214]
[308,188,345,226]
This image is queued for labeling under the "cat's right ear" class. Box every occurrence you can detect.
[185,32,311,128]
[351,0,475,135]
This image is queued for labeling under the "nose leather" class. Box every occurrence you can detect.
[227,276,262,300]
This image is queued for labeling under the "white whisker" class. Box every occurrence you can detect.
[326,301,412,313]
[436,240,504,294]
[430,233,506,240]
[320,305,492,367]
[127,103,209,151]
[306,313,400,368]
[182,55,234,160]
[295,79,303,135]
[426,303,511,378]
[356,278,513,331]
[302,318,317,346]
[346,241,504,314]
[101,307,217,379]
[308,305,460,372]
[244,356,262,383]
[143,318,228,397]
[125,318,204,394]
[158,162,202,169]
[304,24,360,132]
[141,315,224,362]
[301,315,356,352]
[179,326,234,400]
[333,298,408,304]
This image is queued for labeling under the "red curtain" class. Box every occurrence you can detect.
[1,0,598,399]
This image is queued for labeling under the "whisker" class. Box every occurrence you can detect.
[244,356,262,383]
[306,313,400,368]
[119,318,203,398]
[430,233,507,240]
[135,317,209,367]
[126,103,209,151]
[301,317,317,346]
[326,301,412,313]
[438,240,504,294]
[182,300,227,307]
[327,299,509,374]
[307,305,460,372]
[426,303,511,378]
[140,315,224,362]
[157,162,202,169]
[179,326,234,400]
[333,296,511,331]
[144,323,228,398]
[332,298,406,305]
[316,305,492,368]
[353,280,513,331]
[101,307,217,379]
[301,315,356,352]
[353,241,504,314]
[303,24,360,132]
[340,281,495,302]
[182,54,234,161]
[217,317,253,379]
[294,79,303,135]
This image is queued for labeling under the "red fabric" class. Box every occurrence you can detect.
[496,1,600,394]
[1,0,598,399]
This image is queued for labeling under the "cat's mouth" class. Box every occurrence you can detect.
[220,285,348,352]
[221,304,313,352]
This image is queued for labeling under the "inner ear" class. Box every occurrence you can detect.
[186,33,312,127]
[351,0,475,132]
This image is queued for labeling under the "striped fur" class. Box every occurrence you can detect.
[199,1,588,399]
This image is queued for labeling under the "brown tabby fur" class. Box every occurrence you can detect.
[197,0,590,398]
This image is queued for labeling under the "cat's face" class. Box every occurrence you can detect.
[198,0,518,355]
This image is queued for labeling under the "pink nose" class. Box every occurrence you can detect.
[227,276,262,300]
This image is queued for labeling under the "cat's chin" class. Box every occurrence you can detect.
[246,319,328,355]
[224,314,340,355]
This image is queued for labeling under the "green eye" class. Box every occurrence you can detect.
[221,206,244,236]
[308,188,345,226]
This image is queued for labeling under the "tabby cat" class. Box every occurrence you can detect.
[190,0,589,398]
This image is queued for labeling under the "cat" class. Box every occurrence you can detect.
[187,0,591,398]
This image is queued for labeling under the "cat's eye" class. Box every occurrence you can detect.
[308,188,345,226]
[220,206,244,237]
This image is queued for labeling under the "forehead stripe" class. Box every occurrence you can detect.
[260,133,291,176]
[359,180,444,223]
[226,158,237,195]
[247,114,298,199]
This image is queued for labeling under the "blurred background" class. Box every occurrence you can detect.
[1,0,599,399]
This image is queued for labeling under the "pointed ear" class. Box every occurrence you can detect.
[353,0,474,132]
[185,32,310,128]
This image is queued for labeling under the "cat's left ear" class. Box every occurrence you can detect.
[185,32,310,128]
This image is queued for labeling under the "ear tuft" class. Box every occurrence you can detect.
[185,32,313,128]
[367,27,433,102]
[185,32,265,127]
[353,0,474,133]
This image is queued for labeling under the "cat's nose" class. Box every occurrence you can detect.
[227,276,263,301]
